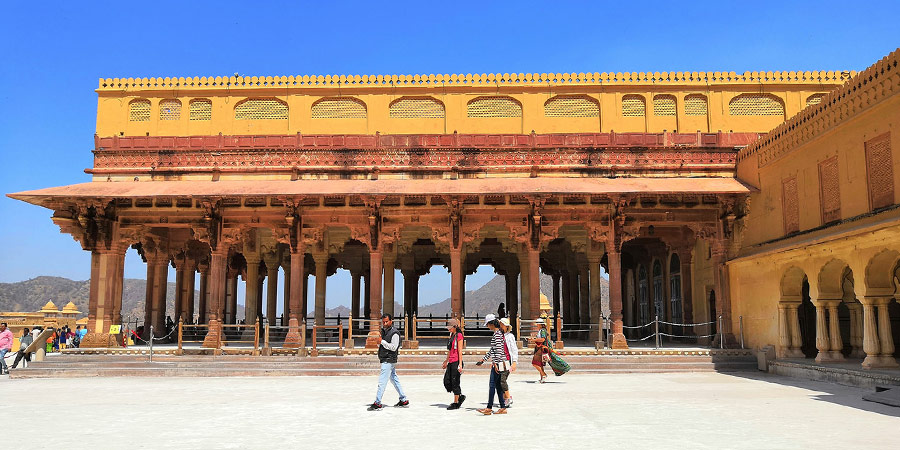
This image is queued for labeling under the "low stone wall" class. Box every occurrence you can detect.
[768,360,900,389]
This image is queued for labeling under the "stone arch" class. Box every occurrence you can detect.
[158,99,181,121]
[310,97,366,119]
[818,258,851,299]
[128,98,151,122]
[388,96,445,118]
[234,98,288,120]
[780,266,807,299]
[728,93,785,116]
[467,96,522,118]
[544,95,599,117]
[865,248,900,295]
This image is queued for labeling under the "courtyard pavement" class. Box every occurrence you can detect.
[2,371,898,449]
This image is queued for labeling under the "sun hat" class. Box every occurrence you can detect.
[447,318,460,328]
[535,318,544,324]
[483,313,496,326]
[499,317,511,328]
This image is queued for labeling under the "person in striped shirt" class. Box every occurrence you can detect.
[475,314,509,415]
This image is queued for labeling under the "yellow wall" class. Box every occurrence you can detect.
[96,71,849,137]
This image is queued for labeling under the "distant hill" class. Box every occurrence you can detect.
[0,276,243,323]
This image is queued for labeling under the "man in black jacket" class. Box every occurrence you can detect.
[368,313,409,411]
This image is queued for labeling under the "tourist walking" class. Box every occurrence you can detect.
[475,314,509,415]
[0,322,13,375]
[10,328,33,369]
[499,317,518,406]
[531,318,551,383]
[368,313,409,411]
[442,318,466,410]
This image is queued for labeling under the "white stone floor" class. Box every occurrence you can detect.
[1,371,898,449]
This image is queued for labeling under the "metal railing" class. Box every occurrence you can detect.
[621,314,744,349]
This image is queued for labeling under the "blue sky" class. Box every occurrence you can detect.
[1,1,897,312]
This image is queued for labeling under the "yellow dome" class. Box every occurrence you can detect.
[40,300,59,313]
[539,292,552,312]
[62,302,80,314]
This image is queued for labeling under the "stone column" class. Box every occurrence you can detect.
[302,271,309,319]
[243,254,261,325]
[519,254,531,320]
[151,256,168,335]
[282,261,291,326]
[588,256,603,341]
[366,251,383,348]
[173,255,186,324]
[711,241,734,346]
[284,247,305,348]
[255,270,264,323]
[197,262,209,325]
[402,270,414,318]
[679,247,694,325]
[364,273,372,320]
[607,248,627,349]
[579,266,590,327]
[383,255,396,318]
[847,302,865,358]
[778,303,791,357]
[351,271,362,323]
[224,270,237,324]
[552,273,561,317]
[202,249,228,348]
[450,247,463,318]
[81,246,127,348]
[861,297,882,369]
[264,256,279,326]
[528,247,541,318]
[827,301,845,361]
[142,255,157,339]
[875,298,899,367]
[786,303,803,357]
[183,259,196,324]
[813,300,831,362]
[313,253,328,326]
[505,269,519,319]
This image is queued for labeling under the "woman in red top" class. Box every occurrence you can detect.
[442,318,466,410]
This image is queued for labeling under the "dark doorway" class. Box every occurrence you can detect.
[797,278,817,358]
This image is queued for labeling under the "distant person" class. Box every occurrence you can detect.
[11,328,33,369]
[442,318,466,410]
[368,313,409,411]
[58,326,68,350]
[531,318,551,383]
[77,325,88,340]
[499,317,518,406]
[475,314,509,415]
[0,322,13,375]
[497,303,506,319]
[46,329,56,353]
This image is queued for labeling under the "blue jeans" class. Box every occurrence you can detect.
[375,362,407,404]
[0,349,8,371]
[487,367,508,409]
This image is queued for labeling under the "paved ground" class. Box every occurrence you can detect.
[2,371,898,449]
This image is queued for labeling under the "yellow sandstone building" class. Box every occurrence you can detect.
[8,46,898,371]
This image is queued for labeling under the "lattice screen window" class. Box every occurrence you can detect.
[389,98,445,118]
[311,97,367,119]
[684,95,708,116]
[729,94,784,116]
[467,97,522,118]
[544,95,599,117]
[653,95,676,116]
[782,176,800,234]
[234,98,289,120]
[621,95,646,117]
[159,99,181,121]
[806,94,826,107]
[129,99,151,122]
[189,99,212,121]
[818,157,841,224]
[865,132,895,210]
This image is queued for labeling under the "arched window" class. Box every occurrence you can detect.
[234,98,288,120]
[189,99,212,121]
[129,99,151,122]
[311,97,367,119]
[159,99,181,121]
[652,260,664,319]
[467,96,522,118]
[653,95,676,116]
[638,265,649,325]
[544,95,599,117]
[684,94,708,116]
[669,254,682,323]
[389,97,445,118]
[729,94,784,116]
[621,95,646,117]
[806,94,826,107]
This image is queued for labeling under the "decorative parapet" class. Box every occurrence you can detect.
[738,48,899,167]
[97,70,854,91]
